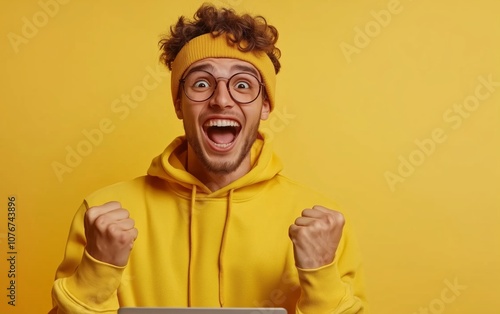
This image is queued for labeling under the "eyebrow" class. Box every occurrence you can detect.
[182,62,260,79]
[231,64,260,77]
[183,64,215,78]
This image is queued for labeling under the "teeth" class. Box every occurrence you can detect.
[205,119,240,127]
[213,142,232,148]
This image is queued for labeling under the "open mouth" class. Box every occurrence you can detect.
[203,119,242,149]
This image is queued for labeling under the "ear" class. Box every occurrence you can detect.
[260,98,270,120]
[174,98,183,119]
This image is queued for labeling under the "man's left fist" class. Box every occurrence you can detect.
[288,205,345,269]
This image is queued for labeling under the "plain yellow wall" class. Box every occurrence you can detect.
[1,0,499,313]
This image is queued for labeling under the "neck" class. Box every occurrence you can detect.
[186,146,251,192]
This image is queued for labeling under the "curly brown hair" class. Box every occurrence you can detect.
[158,4,281,74]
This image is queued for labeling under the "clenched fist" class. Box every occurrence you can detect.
[84,201,138,267]
[289,205,345,269]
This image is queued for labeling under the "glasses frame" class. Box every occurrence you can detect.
[179,70,265,104]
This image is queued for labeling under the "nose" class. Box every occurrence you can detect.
[209,80,234,109]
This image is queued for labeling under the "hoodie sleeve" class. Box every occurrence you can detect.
[295,221,367,314]
[49,202,125,314]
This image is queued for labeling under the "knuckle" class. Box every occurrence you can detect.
[107,226,129,245]
[337,214,346,226]
[289,225,303,240]
[85,207,98,222]
[324,211,344,226]
[324,214,336,226]
[106,223,120,236]
[295,226,309,238]
[108,201,121,208]
[311,219,324,229]
[120,208,130,218]
[116,233,130,246]
[332,212,345,225]
[311,216,333,232]
[94,215,109,229]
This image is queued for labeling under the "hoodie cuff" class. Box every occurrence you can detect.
[296,261,348,313]
[64,250,125,309]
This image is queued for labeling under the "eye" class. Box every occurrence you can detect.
[234,81,251,89]
[193,79,211,88]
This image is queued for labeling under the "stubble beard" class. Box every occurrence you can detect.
[186,120,260,174]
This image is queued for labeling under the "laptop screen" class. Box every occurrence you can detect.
[118,307,287,314]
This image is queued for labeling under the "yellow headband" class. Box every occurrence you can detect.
[171,33,277,111]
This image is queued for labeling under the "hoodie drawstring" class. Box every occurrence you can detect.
[187,184,196,307]
[187,185,233,308]
[218,189,233,307]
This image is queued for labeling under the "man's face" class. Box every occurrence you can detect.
[175,58,270,174]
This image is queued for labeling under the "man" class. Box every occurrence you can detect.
[51,4,366,314]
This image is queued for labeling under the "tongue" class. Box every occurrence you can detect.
[207,127,236,144]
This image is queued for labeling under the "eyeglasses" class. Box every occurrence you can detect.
[180,70,264,104]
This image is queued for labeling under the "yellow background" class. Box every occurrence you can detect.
[1,0,499,313]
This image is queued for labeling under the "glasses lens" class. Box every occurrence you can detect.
[183,71,217,102]
[182,71,262,103]
[228,73,261,103]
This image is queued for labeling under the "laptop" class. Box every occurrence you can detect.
[119,308,287,314]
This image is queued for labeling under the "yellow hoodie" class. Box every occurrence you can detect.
[50,134,367,314]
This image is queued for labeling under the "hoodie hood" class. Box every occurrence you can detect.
[146,131,283,307]
[147,132,283,196]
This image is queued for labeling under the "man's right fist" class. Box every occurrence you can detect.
[84,201,138,267]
